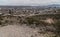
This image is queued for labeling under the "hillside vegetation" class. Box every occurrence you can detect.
[0,13,60,37]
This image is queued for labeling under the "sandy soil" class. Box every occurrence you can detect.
[0,25,43,37]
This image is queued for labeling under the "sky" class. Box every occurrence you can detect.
[0,0,60,6]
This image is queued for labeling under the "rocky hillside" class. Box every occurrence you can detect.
[0,14,60,37]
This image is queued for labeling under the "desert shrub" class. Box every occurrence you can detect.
[53,20,60,37]
[0,15,7,27]
[0,21,2,25]
[26,17,40,24]
[5,20,9,23]
[54,21,60,32]
[0,15,3,25]
[25,16,49,28]
[9,9,13,15]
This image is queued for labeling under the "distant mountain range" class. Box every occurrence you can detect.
[0,4,60,9]
[46,4,60,7]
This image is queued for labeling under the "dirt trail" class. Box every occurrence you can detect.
[0,25,43,37]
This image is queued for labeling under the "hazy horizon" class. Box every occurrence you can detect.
[0,0,60,6]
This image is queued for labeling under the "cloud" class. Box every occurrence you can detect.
[0,0,60,5]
